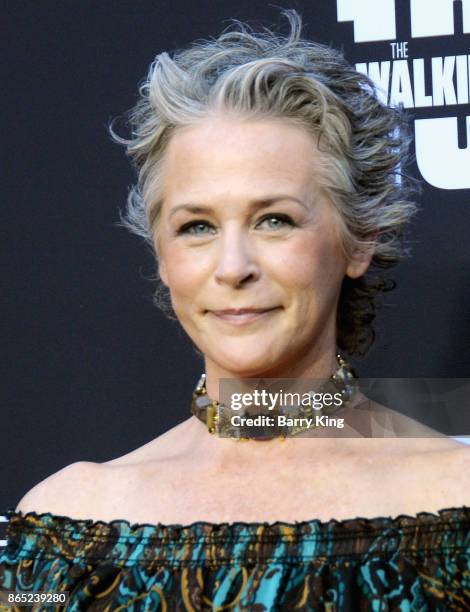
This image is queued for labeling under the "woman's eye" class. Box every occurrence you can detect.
[178,221,215,235]
[257,214,294,230]
[177,215,294,236]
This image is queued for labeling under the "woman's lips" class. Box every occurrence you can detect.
[209,308,280,325]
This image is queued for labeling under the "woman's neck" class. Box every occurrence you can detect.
[203,346,339,403]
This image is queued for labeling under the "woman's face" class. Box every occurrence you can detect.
[157,116,370,378]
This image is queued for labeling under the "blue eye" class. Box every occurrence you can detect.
[178,221,215,235]
[177,214,294,236]
[258,214,294,230]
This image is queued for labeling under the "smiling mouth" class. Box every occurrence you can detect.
[209,308,280,325]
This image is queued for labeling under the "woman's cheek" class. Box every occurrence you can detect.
[164,247,203,293]
[273,241,326,287]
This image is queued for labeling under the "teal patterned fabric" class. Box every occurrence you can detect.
[0,507,469,610]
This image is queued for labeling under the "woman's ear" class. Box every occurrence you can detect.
[345,236,376,279]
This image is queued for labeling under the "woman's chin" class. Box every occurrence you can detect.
[208,352,282,379]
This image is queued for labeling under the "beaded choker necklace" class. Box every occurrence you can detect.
[191,354,358,439]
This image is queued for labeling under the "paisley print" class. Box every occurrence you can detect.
[0,507,469,611]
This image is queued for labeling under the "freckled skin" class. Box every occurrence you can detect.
[157,116,371,394]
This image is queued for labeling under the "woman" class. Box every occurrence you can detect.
[1,11,469,610]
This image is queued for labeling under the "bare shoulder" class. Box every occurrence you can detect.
[13,422,192,520]
[407,438,470,471]
[102,418,194,467]
[410,443,470,509]
[15,418,195,512]
[437,444,470,496]
[445,443,470,471]
[15,461,101,517]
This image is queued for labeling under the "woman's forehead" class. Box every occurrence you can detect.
[166,115,320,159]
[161,117,326,203]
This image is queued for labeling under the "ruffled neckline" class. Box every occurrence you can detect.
[4,506,470,565]
[6,505,470,534]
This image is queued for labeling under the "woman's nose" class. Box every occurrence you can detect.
[214,231,259,288]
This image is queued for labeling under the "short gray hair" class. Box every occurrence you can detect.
[111,10,417,356]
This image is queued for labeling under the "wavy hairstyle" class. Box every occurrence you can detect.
[111,10,418,356]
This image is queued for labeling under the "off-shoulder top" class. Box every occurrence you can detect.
[0,507,469,611]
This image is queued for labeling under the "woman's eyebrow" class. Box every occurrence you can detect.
[168,196,307,219]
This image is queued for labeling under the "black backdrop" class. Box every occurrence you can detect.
[2,0,470,511]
